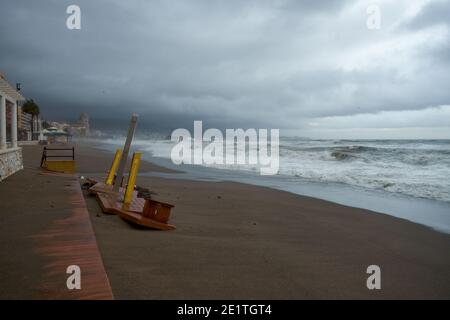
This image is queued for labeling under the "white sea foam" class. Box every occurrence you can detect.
[93,136,450,203]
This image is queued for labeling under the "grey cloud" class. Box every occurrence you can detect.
[406,0,450,30]
[0,0,449,132]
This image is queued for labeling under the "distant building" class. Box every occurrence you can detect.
[18,108,32,132]
[68,112,90,136]
[47,113,90,137]
[17,106,41,141]
[48,121,70,131]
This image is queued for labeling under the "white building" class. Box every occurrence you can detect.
[0,73,25,181]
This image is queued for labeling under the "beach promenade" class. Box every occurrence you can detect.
[0,146,113,299]
[1,144,450,299]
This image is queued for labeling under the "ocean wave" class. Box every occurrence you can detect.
[330,151,355,160]
[87,136,450,202]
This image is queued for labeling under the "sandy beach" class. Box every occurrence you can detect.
[80,143,450,300]
[1,143,449,299]
[3,0,450,305]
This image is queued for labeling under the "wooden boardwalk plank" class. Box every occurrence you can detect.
[32,172,114,299]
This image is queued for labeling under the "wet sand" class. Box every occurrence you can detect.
[2,144,450,299]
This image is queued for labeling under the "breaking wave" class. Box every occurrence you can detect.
[92,135,450,203]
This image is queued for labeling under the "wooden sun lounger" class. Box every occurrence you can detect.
[118,210,176,231]
[89,182,114,196]
[96,191,175,230]
[96,190,145,215]
[86,117,176,231]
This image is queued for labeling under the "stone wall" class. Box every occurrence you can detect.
[0,148,23,181]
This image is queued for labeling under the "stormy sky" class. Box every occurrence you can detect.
[1,0,449,138]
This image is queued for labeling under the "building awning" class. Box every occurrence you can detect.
[0,74,25,101]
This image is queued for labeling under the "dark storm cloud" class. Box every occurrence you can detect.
[0,0,449,132]
[406,0,450,30]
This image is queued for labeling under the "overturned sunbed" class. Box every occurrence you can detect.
[87,115,176,231]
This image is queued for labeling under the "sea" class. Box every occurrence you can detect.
[82,135,450,234]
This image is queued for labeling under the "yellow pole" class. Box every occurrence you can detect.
[123,152,141,209]
[106,149,123,185]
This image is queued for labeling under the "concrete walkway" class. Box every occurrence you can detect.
[0,167,113,299]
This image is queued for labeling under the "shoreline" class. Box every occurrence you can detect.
[69,143,450,298]
[81,138,450,234]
